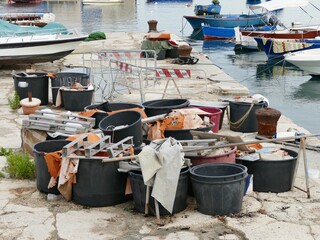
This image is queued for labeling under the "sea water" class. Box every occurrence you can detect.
[1,0,320,133]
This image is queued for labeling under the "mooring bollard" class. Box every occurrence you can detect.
[147,20,158,32]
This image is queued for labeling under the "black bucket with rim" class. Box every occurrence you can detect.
[33,140,71,194]
[190,163,247,216]
[164,123,215,140]
[229,101,267,133]
[240,148,298,193]
[60,89,94,111]
[72,158,127,207]
[51,72,90,106]
[13,72,49,105]
[84,102,144,129]
[142,99,190,117]
[98,110,143,147]
[129,167,189,215]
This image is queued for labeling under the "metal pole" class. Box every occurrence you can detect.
[183,133,319,152]
[301,137,311,198]
[154,199,162,225]
[145,186,150,215]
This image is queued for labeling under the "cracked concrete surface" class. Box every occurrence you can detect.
[0,32,320,239]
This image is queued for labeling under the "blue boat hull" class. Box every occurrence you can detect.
[255,37,320,59]
[203,26,235,40]
[184,14,268,30]
[203,25,275,40]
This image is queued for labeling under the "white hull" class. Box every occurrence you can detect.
[0,33,87,65]
[234,26,258,51]
[285,49,320,75]
[0,12,55,26]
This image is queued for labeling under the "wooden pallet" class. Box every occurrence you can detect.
[22,110,95,134]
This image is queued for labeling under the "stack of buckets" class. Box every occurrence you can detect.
[190,163,248,216]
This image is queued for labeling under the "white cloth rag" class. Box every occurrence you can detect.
[138,137,185,213]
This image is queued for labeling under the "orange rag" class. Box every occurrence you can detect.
[159,115,184,138]
[78,109,100,118]
[45,151,62,179]
[66,132,101,142]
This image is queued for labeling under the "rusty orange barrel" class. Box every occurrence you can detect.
[255,107,281,138]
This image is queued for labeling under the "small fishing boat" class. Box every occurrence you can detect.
[240,27,320,39]
[184,13,268,31]
[284,48,320,76]
[234,0,319,50]
[202,25,275,40]
[0,20,87,65]
[0,12,55,27]
[234,26,320,51]
[255,37,320,59]
[0,33,87,65]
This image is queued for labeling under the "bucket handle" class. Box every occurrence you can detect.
[229,103,254,130]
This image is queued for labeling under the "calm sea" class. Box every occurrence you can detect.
[1,0,320,133]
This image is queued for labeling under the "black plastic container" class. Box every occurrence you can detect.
[60,89,94,111]
[164,123,214,140]
[190,163,247,216]
[85,102,144,129]
[229,101,267,133]
[166,48,179,58]
[33,140,71,194]
[72,158,127,207]
[240,148,298,193]
[98,110,143,147]
[51,72,90,106]
[142,99,190,117]
[13,72,49,105]
[129,167,189,215]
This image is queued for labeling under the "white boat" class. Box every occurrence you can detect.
[0,32,86,65]
[0,19,87,65]
[82,0,123,5]
[0,12,55,27]
[284,49,320,76]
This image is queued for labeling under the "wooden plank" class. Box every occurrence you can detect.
[183,133,319,152]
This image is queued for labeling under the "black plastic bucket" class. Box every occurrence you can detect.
[13,72,49,105]
[72,158,127,207]
[164,123,214,140]
[129,167,189,215]
[85,102,144,129]
[51,72,90,106]
[142,99,190,117]
[229,101,267,132]
[33,140,71,194]
[98,110,143,147]
[190,163,247,216]
[240,148,298,193]
[60,89,94,111]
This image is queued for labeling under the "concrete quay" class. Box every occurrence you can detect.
[0,32,320,240]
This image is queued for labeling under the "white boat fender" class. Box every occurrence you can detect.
[252,94,269,107]
[41,108,57,118]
